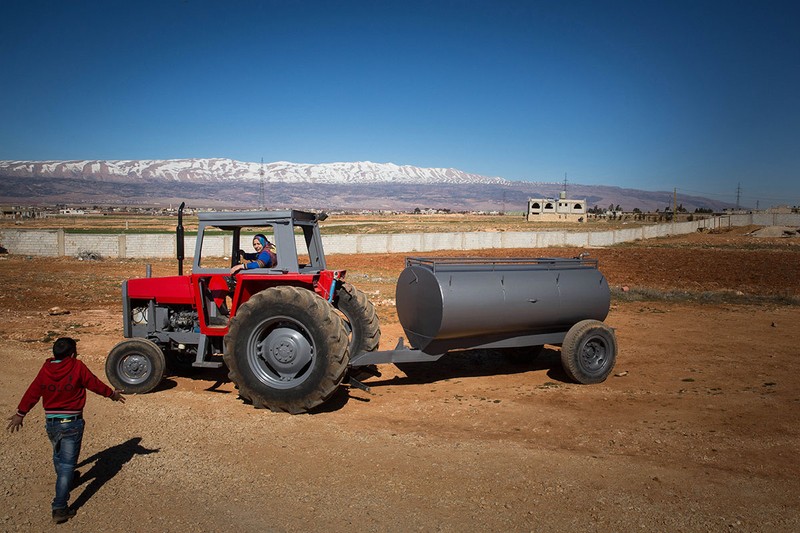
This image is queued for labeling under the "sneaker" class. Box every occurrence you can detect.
[52,507,76,524]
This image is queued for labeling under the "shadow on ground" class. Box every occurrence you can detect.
[314,347,573,412]
[71,437,160,510]
[367,347,566,386]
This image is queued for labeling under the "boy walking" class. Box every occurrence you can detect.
[6,337,125,524]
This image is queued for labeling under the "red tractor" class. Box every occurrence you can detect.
[105,204,380,414]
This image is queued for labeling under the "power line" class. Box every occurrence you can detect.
[678,187,796,205]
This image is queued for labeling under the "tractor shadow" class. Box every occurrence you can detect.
[161,365,232,393]
[371,346,570,386]
[151,349,571,414]
[324,346,573,410]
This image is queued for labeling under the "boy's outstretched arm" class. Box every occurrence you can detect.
[6,413,24,433]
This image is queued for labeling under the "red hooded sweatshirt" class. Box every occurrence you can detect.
[16,356,115,418]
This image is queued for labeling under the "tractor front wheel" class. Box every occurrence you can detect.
[223,286,349,414]
[105,338,166,394]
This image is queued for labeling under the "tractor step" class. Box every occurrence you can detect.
[192,361,224,369]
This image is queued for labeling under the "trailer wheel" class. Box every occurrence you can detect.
[224,286,349,414]
[105,338,166,394]
[333,282,381,380]
[560,320,617,384]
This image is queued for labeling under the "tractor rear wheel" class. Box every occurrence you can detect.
[105,338,166,394]
[223,286,349,414]
[560,320,617,384]
[333,282,381,381]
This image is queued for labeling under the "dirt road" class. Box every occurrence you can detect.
[1,227,798,532]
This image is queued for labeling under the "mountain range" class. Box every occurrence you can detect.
[0,158,733,212]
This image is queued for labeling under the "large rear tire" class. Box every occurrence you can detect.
[105,338,166,394]
[223,286,349,414]
[560,320,617,384]
[333,282,381,380]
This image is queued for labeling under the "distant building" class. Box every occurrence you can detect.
[1,205,38,220]
[526,191,586,222]
[766,205,792,214]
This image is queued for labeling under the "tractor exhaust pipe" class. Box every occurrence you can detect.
[177,202,185,275]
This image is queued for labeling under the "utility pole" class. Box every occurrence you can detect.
[673,187,677,214]
[736,183,741,210]
[259,158,265,210]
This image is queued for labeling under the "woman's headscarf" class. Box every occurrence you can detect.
[254,234,270,248]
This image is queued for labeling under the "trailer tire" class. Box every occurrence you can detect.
[334,282,381,381]
[224,286,349,414]
[105,338,166,394]
[560,320,617,384]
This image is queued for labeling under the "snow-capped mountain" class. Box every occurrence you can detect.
[0,158,511,186]
[0,158,733,212]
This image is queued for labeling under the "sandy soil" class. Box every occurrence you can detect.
[1,226,799,532]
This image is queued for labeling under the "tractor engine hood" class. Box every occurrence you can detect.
[126,276,194,305]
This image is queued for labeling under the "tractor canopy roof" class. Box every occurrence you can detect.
[197,209,326,229]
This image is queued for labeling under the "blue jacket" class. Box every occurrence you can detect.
[241,249,275,269]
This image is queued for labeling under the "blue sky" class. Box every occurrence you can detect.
[1,0,797,207]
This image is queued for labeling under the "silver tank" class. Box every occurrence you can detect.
[395,257,610,354]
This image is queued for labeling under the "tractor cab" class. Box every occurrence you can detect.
[107,205,379,414]
[189,210,338,332]
[192,209,330,275]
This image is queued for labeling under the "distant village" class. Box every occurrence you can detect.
[1,197,797,224]
[523,191,797,223]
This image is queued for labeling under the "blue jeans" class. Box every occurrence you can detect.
[45,418,84,510]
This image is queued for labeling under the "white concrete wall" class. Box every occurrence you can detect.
[64,233,120,258]
[125,234,176,259]
[0,229,61,256]
[1,214,798,258]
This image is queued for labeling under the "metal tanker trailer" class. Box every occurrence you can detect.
[349,255,617,385]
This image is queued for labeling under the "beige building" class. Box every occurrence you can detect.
[526,191,587,222]
[766,205,793,214]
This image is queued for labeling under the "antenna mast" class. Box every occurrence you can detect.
[736,183,741,210]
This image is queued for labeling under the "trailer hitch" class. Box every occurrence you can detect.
[347,376,372,393]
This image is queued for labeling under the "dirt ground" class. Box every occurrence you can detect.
[1,226,799,532]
